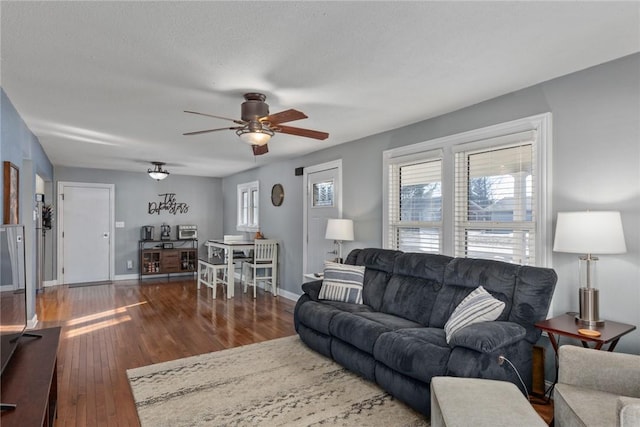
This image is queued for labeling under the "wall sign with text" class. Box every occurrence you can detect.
[148,193,189,215]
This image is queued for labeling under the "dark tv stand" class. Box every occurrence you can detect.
[0,327,60,426]
[8,331,42,344]
[22,332,43,338]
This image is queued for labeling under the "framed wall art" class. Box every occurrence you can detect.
[3,161,19,224]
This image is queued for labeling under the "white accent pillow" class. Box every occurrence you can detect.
[318,261,365,304]
[444,286,505,344]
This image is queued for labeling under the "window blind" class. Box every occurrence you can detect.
[454,135,536,265]
[387,155,442,253]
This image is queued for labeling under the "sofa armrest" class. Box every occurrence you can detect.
[301,280,323,301]
[448,321,526,353]
[558,345,640,397]
[619,396,640,427]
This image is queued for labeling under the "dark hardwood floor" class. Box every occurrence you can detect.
[34,277,297,427]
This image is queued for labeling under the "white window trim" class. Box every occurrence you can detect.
[382,113,552,267]
[237,180,259,232]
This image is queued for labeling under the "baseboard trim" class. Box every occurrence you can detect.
[26,314,38,329]
[114,273,141,281]
[277,288,301,302]
[43,273,303,302]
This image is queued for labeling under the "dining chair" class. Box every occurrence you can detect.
[242,239,278,298]
[197,255,233,299]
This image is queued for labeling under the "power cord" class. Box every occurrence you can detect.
[498,355,529,398]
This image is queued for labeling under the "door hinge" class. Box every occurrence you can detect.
[61,193,64,201]
[62,267,64,274]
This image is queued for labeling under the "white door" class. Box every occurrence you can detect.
[303,160,342,276]
[58,182,114,284]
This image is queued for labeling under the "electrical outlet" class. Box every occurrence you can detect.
[127,260,133,269]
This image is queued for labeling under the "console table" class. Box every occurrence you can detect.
[139,239,198,279]
[0,327,60,427]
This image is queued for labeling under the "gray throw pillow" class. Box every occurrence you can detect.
[444,285,505,344]
[318,261,365,304]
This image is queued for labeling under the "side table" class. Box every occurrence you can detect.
[535,313,636,352]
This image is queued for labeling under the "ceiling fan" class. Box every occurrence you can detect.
[183,92,329,156]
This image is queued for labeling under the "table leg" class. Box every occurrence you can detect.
[606,339,620,352]
[547,333,559,354]
[227,250,234,298]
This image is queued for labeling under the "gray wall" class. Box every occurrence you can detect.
[222,53,640,355]
[1,88,54,324]
[55,166,223,276]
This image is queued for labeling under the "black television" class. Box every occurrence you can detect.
[0,224,27,376]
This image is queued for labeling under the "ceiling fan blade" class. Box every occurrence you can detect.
[184,110,245,125]
[262,109,308,125]
[252,144,269,156]
[183,126,241,136]
[274,125,329,140]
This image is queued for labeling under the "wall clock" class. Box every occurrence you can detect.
[271,183,284,206]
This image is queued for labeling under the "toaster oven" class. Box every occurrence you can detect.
[177,225,197,240]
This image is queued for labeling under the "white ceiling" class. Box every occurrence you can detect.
[1,1,639,178]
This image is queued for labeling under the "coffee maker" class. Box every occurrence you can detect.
[141,225,154,241]
[160,223,171,240]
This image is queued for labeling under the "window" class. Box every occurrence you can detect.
[383,114,551,267]
[312,180,334,207]
[454,136,535,264]
[386,152,443,253]
[237,181,259,232]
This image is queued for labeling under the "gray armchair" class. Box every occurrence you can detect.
[555,345,640,426]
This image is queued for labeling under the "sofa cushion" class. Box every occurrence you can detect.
[444,286,505,344]
[329,311,422,354]
[555,383,622,427]
[510,265,558,343]
[296,300,372,335]
[429,258,517,328]
[345,248,401,311]
[447,321,526,353]
[379,253,451,325]
[319,261,365,303]
[373,328,450,384]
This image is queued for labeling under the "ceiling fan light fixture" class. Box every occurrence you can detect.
[236,127,274,146]
[148,161,170,181]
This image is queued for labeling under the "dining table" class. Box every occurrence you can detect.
[205,239,255,298]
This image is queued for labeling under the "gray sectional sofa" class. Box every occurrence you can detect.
[294,248,557,415]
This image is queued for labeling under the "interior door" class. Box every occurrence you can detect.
[304,161,342,276]
[58,183,113,284]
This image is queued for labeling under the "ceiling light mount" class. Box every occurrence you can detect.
[147,161,170,181]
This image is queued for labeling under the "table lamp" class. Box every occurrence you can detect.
[553,211,626,326]
[325,219,354,263]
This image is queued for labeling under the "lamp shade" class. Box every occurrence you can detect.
[325,219,354,241]
[238,131,272,146]
[553,211,626,254]
[147,162,169,181]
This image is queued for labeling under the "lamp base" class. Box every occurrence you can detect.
[576,287,605,327]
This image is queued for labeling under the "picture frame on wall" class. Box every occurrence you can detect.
[3,161,19,224]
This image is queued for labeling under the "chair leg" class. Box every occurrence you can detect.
[243,264,248,293]
[223,267,231,300]
[210,265,217,299]
[253,266,257,299]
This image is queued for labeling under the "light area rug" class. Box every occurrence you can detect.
[127,335,429,426]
